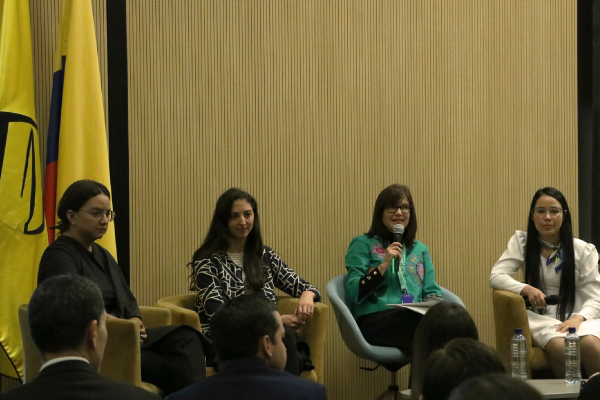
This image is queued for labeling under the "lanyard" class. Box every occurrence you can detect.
[392,250,408,294]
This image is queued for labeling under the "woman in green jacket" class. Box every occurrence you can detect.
[345,184,443,354]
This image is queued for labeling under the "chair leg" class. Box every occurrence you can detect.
[373,370,403,400]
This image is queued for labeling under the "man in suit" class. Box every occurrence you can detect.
[165,295,327,400]
[1,275,159,400]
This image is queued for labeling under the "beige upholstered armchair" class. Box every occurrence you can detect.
[19,304,171,394]
[155,294,329,383]
[491,289,552,378]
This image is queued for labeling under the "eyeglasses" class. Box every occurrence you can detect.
[532,207,564,218]
[80,209,116,222]
[385,205,412,214]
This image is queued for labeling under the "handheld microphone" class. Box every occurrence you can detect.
[393,224,404,244]
[523,295,561,308]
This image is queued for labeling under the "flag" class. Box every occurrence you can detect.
[0,0,48,379]
[43,0,117,258]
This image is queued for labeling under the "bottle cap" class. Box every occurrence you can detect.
[515,328,522,334]
[568,327,576,334]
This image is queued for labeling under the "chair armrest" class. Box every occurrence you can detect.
[100,318,142,386]
[140,306,171,328]
[492,289,534,371]
[300,302,328,383]
[156,295,202,332]
[276,296,329,383]
[19,304,42,383]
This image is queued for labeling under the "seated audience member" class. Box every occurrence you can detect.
[447,373,543,400]
[410,302,479,400]
[189,188,320,376]
[38,180,212,394]
[165,295,327,400]
[1,275,159,400]
[421,338,506,400]
[579,372,600,400]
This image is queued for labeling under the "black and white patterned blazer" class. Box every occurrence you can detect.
[190,247,321,336]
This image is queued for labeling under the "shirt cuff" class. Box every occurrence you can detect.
[357,267,385,302]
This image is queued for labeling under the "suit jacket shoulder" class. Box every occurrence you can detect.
[165,358,326,400]
[1,361,160,400]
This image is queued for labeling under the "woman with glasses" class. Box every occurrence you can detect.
[38,180,212,395]
[345,184,443,354]
[189,188,321,375]
[490,187,600,378]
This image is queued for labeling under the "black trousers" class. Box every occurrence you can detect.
[282,325,302,375]
[357,307,423,355]
[140,325,211,395]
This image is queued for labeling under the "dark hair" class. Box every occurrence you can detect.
[411,303,479,400]
[447,373,543,400]
[366,184,417,249]
[189,188,267,289]
[525,187,575,321]
[421,338,507,400]
[210,295,280,361]
[29,275,105,354]
[55,179,110,234]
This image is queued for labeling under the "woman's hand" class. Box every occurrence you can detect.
[555,315,585,333]
[520,285,547,308]
[281,314,305,330]
[130,317,147,344]
[379,242,403,273]
[294,291,316,322]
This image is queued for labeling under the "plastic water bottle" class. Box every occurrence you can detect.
[565,327,581,384]
[511,328,527,380]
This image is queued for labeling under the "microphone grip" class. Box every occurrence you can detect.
[393,233,402,244]
[523,295,561,307]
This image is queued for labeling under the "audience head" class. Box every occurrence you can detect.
[29,275,107,370]
[411,303,479,400]
[525,187,575,321]
[447,373,543,400]
[55,179,111,234]
[421,338,506,400]
[210,295,286,370]
[367,184,417,248]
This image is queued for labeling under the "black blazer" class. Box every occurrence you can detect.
[38,235,140,319]
[0,360,160,400]
[164,357,327,400]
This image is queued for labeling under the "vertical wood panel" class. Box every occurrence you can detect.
[21,1,577,399]
[125,1,578,398]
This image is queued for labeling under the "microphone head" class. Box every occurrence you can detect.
[393,224,404,234]
[545,295,561,305]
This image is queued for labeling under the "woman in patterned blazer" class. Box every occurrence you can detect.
[189,188,321,375]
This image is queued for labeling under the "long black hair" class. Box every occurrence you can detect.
[366,184,417,249]
[411,303,479,400]
[189,188,267,289]
[525,187,575,321]
[54,180,110,234]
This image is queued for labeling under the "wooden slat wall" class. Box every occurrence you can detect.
[126,1,578,398]
[16,1,577,399]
